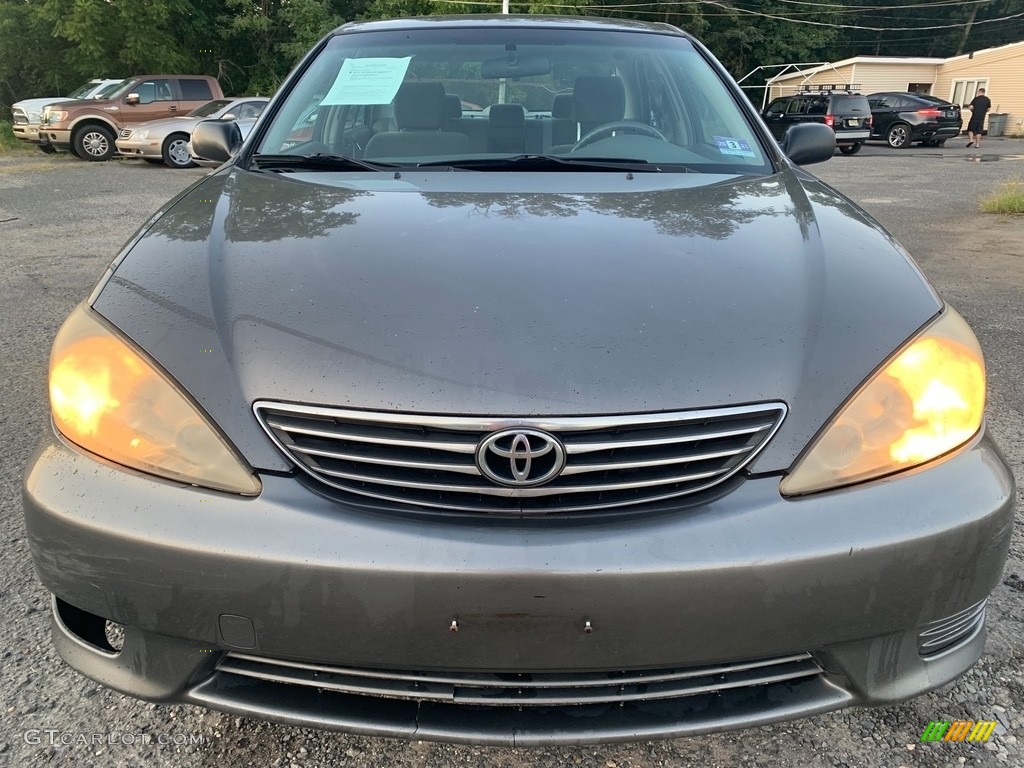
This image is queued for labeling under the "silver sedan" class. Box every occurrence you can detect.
[24,16,1015,746]
[114,97,268,168]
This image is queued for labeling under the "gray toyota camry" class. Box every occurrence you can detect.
[23,15,1015,746]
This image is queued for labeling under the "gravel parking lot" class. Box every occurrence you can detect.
[1,140,1022,768]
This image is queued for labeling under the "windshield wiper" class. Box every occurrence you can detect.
[415,154,667,172]
[251,153,397,172]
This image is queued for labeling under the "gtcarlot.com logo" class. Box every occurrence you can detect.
[24,729,205,747]
[920,720,998,743]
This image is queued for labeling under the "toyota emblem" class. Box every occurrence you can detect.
[477,428,566,487]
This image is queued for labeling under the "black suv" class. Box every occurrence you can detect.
[867,92,962,148]
[762,91,871,155]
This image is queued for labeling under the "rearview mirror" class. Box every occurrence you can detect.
[481,56,551,79]
[191,119,243,164]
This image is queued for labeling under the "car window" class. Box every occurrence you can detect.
[235,101,266,119]
[189,99,233,117]
[135,80,173,104]
[805,99,827,116]
[915,94,951,106]
[180,79,214,101]
[785,98,805,115]
[828,94,869,113]
[256,27,771,174]
[764,98,787,116]
[67,81,100,100]
[94,80,126,99]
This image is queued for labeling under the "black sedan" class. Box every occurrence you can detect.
[867,92,962,148]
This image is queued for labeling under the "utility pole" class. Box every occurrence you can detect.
[502,0,509,13]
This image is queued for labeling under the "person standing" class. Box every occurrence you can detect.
[966,88,992,148]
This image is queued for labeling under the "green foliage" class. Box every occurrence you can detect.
[980,181,1024,215]
[1,0,1022,116]
[0,119,28,152]
[277,0,344,63]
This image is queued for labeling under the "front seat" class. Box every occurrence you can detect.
[549,76,627,152]
[363,82,468,159]
[572,76,626,138]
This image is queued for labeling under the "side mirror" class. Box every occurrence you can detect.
[220,113,236,121]
[125,93,140,106]
[192,119,243,163]
[781,123,835,166]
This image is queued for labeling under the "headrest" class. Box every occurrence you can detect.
[488,103,525,128]
[571,76,625,125]
[444,94,462,120]
[395,82,447,130]
[551,93,573,119]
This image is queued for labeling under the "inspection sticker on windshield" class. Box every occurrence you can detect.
[714,136,756,157]
[322,57,413,105]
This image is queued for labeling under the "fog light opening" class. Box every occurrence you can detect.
[53,597,123,656]
[104,620,125,652]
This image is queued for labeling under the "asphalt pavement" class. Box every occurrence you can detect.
[0,140,1022,768]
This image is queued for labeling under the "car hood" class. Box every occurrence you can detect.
[93,167,941,474]
[14,98,66,119]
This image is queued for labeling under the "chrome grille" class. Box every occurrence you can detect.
[254,401,786,514]
[119,128,133,139]
[216,652,821,707]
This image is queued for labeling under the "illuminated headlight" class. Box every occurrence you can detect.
[781,309,985,496]
[49,304,261,495]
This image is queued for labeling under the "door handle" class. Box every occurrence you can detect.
[169,105,178,112]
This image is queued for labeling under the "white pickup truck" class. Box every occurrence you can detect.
[12,79,124,151]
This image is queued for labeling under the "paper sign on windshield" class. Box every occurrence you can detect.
[321,57,413,106]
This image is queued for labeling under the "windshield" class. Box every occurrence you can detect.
[67,81,100,100]
[256,26,770,174]
[190,99,234,117]
[94,80,127,99]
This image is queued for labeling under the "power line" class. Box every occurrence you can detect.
[774,0,999,8]
[700,0,1024,29]
[430,0,1024,31]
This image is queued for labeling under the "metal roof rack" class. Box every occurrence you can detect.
[798,84,862,94]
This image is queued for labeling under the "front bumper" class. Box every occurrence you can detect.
[115,137,162,159]
[37,128,72,152]
[23,427,1015,744]
[13,122,44,144]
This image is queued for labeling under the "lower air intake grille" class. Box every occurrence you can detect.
[254,401,786,514]
[191,650,845,744]
[918,600,987,658]
[215,651,822,707]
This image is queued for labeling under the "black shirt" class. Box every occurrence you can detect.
[969,94,991,118]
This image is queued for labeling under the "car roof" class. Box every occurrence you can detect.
[332,14,686,38]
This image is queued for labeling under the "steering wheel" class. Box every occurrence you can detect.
[572,121,669,151]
